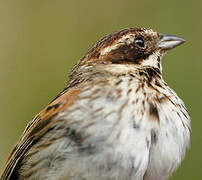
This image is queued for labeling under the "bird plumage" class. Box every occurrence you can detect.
[1,27,190,180]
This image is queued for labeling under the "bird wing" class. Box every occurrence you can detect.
[0,88,80,180]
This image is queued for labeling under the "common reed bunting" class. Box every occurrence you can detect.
[1,28,191,180]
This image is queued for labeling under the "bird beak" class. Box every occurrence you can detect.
[158,33,185,50]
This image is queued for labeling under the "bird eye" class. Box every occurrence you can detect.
[134,36,145,48]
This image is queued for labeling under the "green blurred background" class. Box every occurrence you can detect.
[0,0,201,179]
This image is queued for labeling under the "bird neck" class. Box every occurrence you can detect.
[66,62,163,90]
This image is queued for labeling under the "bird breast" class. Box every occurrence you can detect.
[18,74,190,180]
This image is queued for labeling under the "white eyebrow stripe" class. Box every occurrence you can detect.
[100,34,134,56]
[144,29,157,36]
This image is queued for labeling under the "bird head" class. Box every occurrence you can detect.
[70,28,185,85]
[84,28,185,70]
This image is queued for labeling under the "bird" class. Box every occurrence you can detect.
[1,27,191,180]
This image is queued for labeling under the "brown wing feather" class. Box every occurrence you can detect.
[0,89,80,180]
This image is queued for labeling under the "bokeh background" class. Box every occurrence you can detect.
[0,1,201,179]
